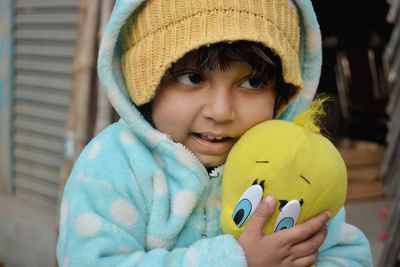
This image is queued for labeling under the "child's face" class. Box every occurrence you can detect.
[151,59,276,168]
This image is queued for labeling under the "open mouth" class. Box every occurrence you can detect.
[194,133,233,143]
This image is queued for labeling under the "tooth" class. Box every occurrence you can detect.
[200,134,224,141]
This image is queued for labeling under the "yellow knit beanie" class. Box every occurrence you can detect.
[121,0,302,106]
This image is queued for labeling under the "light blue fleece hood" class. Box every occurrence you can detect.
[97,0,322,145]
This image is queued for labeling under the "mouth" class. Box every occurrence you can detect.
[191,132,237,154]
[193,133,234,143]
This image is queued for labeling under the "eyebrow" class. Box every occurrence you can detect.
[256,160,269,163]
[300,175,311,185]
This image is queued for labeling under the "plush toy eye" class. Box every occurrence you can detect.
[232,184,263,228]
[273,200,301,232]
[274,217,295,232]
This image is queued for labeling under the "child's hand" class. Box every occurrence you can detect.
[238,195,329,267]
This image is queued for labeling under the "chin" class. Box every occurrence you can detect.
[200,156,226,169]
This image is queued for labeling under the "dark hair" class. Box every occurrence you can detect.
[138,41,297,121]
[172,41,297,113]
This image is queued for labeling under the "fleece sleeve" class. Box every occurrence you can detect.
[316,207,373,267]
[56,176,247,267]
[56,144,247,267]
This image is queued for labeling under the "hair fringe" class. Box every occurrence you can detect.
[293,97,329,133]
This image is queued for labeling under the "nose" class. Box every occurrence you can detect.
[201,87,235,123]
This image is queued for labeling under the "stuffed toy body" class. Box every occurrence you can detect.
[221,102,347,238]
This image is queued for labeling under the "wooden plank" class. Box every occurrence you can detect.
[347,165,383,182]
[337,138,385,166]
[346,180,385,200]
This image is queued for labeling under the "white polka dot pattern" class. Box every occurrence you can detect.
[153,171,168,195]
[62,257,69,267]
[115,246,134,254]
[172,191,196,218]
[153,152,165,168]
[99,180,112,189]
[88,142,101,160]
[60,200,68,226]
[75,213,102,237]
[111,199,138,226]
[147,234,168,249]
[120,130,137,144]
[133,251,145,262]
[339,223,357,244]
[186,247,198,267]
[175,150,197,169]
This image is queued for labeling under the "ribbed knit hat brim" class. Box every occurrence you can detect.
[121,0,302,105]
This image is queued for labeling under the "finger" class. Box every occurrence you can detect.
[290,226,327,258]
[243,195,276,236]
[284,211,330,244]
[292,254,317,267]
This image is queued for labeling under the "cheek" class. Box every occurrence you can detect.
[238,93,276,126]
[151,94,198,141]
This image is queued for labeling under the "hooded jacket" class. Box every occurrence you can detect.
[56,0,373,266]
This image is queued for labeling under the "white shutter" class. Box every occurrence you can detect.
[13,0,80,207]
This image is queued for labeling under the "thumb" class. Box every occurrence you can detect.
[245,195,276,235]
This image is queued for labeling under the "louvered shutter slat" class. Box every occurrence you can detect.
[15,86,70,106]
[13,0,79,206]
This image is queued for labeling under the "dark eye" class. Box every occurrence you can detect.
[232,184,263,227]
[177,73,203,85]
[240,76,265,90]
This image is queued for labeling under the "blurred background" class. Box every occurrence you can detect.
[0,0,399,266]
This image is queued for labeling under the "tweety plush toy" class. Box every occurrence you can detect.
[221,100,347,238]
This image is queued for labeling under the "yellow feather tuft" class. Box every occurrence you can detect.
[293,97,328,133]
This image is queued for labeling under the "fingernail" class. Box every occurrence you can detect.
[264,195,275,206]
[325,211,331,218]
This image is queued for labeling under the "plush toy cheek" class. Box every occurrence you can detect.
[301,181,346,223]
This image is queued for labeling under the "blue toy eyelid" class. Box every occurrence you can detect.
[232,184,264,227]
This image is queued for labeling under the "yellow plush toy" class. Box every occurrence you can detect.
[221,101,347,238]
